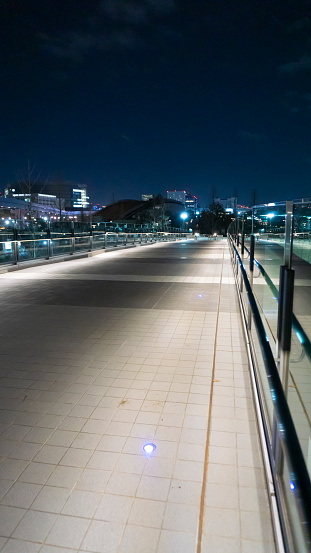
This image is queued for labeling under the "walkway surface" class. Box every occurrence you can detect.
[0,239,276,553]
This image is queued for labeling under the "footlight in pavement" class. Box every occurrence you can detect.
[198,294,203,298]
[143,443,156,455]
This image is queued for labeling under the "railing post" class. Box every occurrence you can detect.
[284,201,293,269]
[89,225,93,252]
[46,227,51,259]
[12,226,19,265]
[279,267,295,397]
[248,235,255,330]
[241,231,245,257]
[71,221,75,254]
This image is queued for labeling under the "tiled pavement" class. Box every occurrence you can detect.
[0,239,276,553]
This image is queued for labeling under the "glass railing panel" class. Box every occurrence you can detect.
[291,202,311,346]
[18,240,48,261]
[249,305,275,439]
[281,455,308,553]
[0,241,14,264]
[92,234,106,250]
[74,236,91,252]
[51,238,73,257]
[244,205,286,344]
[288,327,311,476]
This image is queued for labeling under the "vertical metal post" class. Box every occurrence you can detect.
[89,225,93,252]
[46,227,51,259]
[241,231,245,257]
[248,235,255,330]
[279,268,295,397]
[71,221,75,254]
[276,202,293,358]
[276,265,285,360]
[12,226,19,265]
[273,266,295,478]
[284,201,293,269]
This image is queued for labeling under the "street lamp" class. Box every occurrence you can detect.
[266,212,275,233]
[180,212,188,231]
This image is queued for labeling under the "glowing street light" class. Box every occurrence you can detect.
[180,212,188,220]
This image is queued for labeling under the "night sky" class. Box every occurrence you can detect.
[1,0,311,207]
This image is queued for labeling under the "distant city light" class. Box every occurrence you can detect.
[266,213,275,219]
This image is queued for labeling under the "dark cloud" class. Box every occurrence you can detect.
[239,130,265,141]
[40,0,176,61]
[41,28,142,61]
[99,0,175,23]
[279,56,311,74]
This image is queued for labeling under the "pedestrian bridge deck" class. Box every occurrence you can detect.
[0,239,275,553]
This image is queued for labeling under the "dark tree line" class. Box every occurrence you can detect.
[197,202,233,235]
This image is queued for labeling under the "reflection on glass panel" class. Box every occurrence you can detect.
[288,327,311,476]
[51,238,72,256]
[282,456,308,553]
[249,309,274,438]
[0,241,13,264]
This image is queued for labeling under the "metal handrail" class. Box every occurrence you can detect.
[244,244,311,364]
[229,236,311,550]
[0,232,194,266]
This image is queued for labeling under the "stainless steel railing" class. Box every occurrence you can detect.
[228,233,311,553]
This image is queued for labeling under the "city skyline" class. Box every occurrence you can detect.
[1,1,311,207]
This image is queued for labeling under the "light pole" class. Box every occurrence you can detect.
[180,212,188,231]
[266,212,275,233]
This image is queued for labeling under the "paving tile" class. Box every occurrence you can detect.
[12,510,57,542]
[1,482,41,509]
[33,445,67,464]
[95,494,133,523]
[128,498,165,528]
[157,529,197,553]
[105,472,140,496]
[18,462,55,485]
[204,506,240,538]
[0,505,26,537]
[46,514,90,549]
[163,502,200,533]
[118,524,160,553]
[201,534,241,553]
[0,539,41,552]
[81,520,124,553]
[62,489,101,518]
[136,475,171,501]
[59,448,93,468]
[31,486,71,513]
[46,466,82,488]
